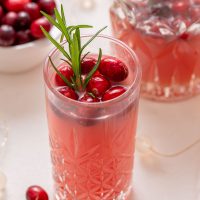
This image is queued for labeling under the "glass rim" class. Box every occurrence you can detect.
[44,34,141,107]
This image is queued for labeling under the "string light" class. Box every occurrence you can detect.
[0,170,6,200]
[0,121,8,198]
[78,0,96,10]
[0,191,5,200]
[136,136,200,158]
[0,170,6,190]
[0,121,8,160]
[136,136,153,155]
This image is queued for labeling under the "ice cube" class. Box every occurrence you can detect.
[188,21,200,34]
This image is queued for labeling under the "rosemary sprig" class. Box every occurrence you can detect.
[81,51,90,62]
[41,5,107,92]
[83,49,102,89]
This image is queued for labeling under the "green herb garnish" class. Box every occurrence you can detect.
[41,5,107,92]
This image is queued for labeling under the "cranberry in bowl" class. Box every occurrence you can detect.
[0,0,60,73]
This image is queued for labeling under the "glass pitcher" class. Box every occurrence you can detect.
[110,0,200,101]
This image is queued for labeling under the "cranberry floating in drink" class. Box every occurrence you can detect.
[54,63,74,86]
[42,5,141,200]
[110,0,200,101]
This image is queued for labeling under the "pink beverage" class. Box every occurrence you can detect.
[110,0,200,101]
[44,36,141,200]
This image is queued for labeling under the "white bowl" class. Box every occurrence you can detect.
[0,28,60,74]
[0,1,61,74]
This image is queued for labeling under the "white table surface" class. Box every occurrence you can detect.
[1,1,200,199]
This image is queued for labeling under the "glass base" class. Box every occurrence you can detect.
[141,79,200,102]
[54,188,133,200]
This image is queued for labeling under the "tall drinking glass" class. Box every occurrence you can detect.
[44,35,141,200]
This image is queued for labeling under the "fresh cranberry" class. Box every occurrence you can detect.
[2,12,18,27]
[16,11,31,29]
[81,70,100,83]
[80,93,100,103]
[190,7,200,19]
[39,0,56,15]
[172,1,188,13]
[58,86,79,100]
[179,32,189,40]
[55,63,74,86]
[93,70,101,76]
[0,6,4,22]
[81,56,97,74]
[16,29,32,44]
[87,74,111,97]
[99,57,128,82]
[26,185,48,200]
[102,86,127,101]
[30,17,51,38]
[24,2,40,21]
[5,0,30,12]
[0,25,15,46]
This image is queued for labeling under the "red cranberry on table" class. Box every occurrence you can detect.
[2,12,18,27]
[5,0,31,12]
[102,86,127,101]
[99,56,128,82]
[30,17,51,38]
[16,11,31,29]
[81,56,97,74]
[39,0,56,15]
[87,74,111,97]
[26,185,48,200]
[0,25,15,46]
[58,86,79,100]
[80,93,100,103]
[55,63,74,86]
[24,2,41,21]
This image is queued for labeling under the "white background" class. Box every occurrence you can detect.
[1,0,200,199]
